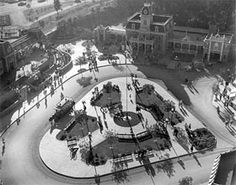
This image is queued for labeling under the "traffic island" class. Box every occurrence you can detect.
[39,77,213,178]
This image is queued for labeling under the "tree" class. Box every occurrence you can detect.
[54,0,62,16]
[179,176,193,185]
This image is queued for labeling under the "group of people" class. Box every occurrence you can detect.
[131,73,140,92]
[88,55,98,72]
[214,77,235,127]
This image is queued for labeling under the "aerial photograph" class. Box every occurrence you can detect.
[0,0,235,184]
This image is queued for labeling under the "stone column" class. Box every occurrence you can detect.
[220,42,224,62]
[207,41,211,62]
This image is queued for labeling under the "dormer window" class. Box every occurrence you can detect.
[132,23,135,30]
[155,26,159,32]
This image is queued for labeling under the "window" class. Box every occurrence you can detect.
[143,20,147,25]
[175,43,181,49]
[131,24,135,30]
[182,44,189,50]
[168,42,173,49]
[155,26,159,32]
[190,45,196,51]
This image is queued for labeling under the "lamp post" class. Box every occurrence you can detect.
[109,146,115,159]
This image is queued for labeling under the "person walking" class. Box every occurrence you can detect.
[16,118,20,126]
[60,92,64,100]
[2,138,5,156]
[179,100,183,109]
[190,145,194,153]
[217,106,220,115]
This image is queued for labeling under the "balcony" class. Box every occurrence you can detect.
[129,37,154,45]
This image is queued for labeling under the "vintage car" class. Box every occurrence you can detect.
[49,98,75,122]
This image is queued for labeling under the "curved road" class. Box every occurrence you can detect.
[1,64,236,185]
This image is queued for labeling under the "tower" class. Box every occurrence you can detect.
[140,1,153,31]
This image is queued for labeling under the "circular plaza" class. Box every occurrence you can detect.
[39,76,215,178]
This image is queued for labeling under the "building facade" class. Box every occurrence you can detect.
[0,28,47,76]
[0,26,21,39]
[0,39,17,76]
[125,2,174,54]
[203,33,233,62]
[94,2,233,63]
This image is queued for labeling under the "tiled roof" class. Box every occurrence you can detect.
[130,13,141,21]
[153,15,170,23]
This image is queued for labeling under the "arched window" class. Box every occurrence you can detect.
[132,24,135,30]
[155,26,159,32]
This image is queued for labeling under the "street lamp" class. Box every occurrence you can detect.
[109,146,115,159]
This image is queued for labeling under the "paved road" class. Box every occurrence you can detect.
[1,64,236,185]
[186,77,236,147]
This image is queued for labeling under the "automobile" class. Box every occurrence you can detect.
[37,0,46,2]
[75,0,81,3]
[18,1,26,6]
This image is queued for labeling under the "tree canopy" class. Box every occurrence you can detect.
[54,0,62,13]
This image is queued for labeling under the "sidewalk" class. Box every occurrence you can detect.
[212,78,236,136]
[0,42,131,136]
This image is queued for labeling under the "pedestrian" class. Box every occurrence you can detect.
[145,118,149,128]
[173,128,178,138]
[178,100,183,108]
[61,92,64,100]
[2,138,5,156]
[184,77,189,84]
[141,122,145,129]
[82,101,86,111]
[190,145,194,153]
[54,79,57,88]
[100,107,106,120]
[104,120,108,129]
[16,118,20,126]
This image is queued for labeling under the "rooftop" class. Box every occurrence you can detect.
[171,30,206,43]
[174,26,209,35]
[0,14,11,27]
[214,150,236,185]
[204,33,233,43]
[129,13,171,24]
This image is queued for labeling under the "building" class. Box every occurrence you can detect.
[208,149,236,185]
[0,26,21,39]
[94,25,126,45]
[168,26,233,62]
[94,2,234,63]
[0,39,16,76]
[0,15,11,27]
[203,33,233,62]
[125,2,174,54]
[0,28,46,76]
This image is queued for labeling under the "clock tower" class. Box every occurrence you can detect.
[140,2,153,31]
